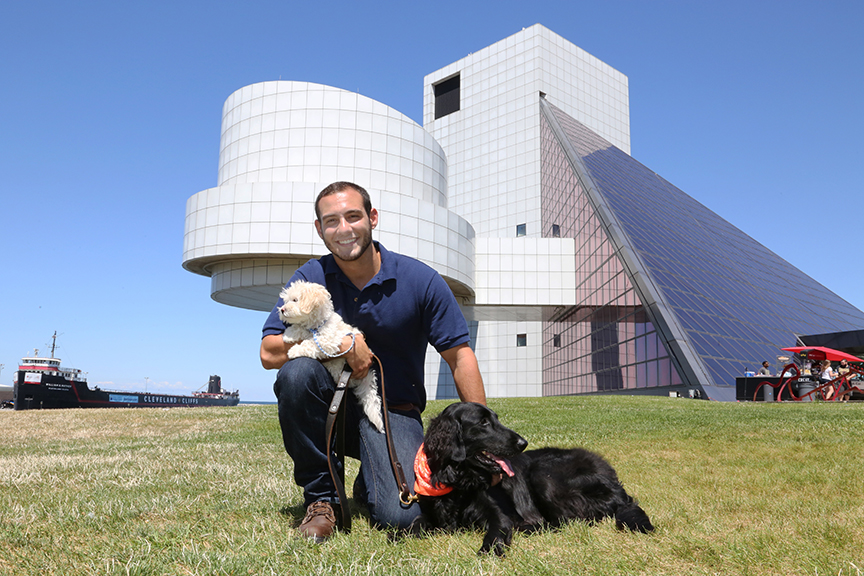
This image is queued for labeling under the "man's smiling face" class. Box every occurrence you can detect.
[314,188,378,263]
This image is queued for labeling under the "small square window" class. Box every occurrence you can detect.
[434,74,460,119]
[553,334,561,347]
[516,223,526,237]
[552,224,560,237]
[516,334,527,347]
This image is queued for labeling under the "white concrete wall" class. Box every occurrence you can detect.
[421,25,630,399]
[183,26,630,401]
[183,81,475,310]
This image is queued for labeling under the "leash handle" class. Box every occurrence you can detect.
[326,355,417,526]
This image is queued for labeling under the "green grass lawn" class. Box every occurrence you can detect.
[1,396,862,575]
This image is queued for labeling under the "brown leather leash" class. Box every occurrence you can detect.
[325,365,352,531]
[374,356,417,506]
[325,355,416,532]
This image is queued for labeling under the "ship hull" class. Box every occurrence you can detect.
[12,372,239,410]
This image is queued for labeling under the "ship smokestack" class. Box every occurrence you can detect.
[207,375,221,394]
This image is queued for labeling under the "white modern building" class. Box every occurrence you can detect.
[184,25,864,401]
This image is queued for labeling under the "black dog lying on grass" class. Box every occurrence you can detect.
[409,402,653,555]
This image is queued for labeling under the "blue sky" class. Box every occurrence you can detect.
[2,1,862,401]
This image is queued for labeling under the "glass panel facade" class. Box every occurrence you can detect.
[541,114,680,395]
[541,102,864,398]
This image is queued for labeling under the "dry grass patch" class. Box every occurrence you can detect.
[1,398,863,575]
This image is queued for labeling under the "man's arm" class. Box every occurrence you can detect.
[260,334,291,370]
[440,343,487,405]
[260,332,374,378]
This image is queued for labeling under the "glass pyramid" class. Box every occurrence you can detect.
[540,99,864,400]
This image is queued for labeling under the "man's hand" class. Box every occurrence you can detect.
[342,333,373,379]
[261,332,374,377]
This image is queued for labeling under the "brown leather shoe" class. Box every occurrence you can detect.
[298,501,337,543]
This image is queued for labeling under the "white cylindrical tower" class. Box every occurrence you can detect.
[183,81,475,310]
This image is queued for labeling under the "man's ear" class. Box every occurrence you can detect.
[314,219,324,239]
[369,207,379,230]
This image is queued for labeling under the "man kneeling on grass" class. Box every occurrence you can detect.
[260,181,487,542]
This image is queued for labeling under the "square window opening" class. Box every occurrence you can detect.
[434,74,460,119]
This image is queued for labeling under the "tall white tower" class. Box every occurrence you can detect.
[422,25,629,397]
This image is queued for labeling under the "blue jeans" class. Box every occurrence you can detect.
[273,357,423,529]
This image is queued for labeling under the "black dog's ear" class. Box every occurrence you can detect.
[424,411,466,468]
[436,462,461,487]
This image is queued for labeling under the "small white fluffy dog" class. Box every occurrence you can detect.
[278,280,384,433]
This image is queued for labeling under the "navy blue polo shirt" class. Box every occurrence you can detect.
[262,242,470,412]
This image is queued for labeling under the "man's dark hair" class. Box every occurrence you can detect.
[315,181,372,221]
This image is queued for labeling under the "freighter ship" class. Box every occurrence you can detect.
[12,333,240,410]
